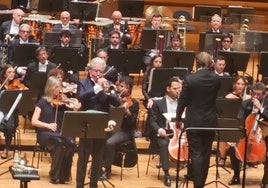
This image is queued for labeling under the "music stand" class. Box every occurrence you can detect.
[162,50,195,72]
[50,47,87,72]
[218,51,250,75]
[259,51,268,77]
[14,44,40,67]
[227,6,254,24]
[29,72,47,98]
[217,77,235,99]
[245,30,268,52]
[38,0,65,15]
[193,5,222,22]
[69,1,99,21]
[107,49,143,75]
[199,32,222,52]
[43,30,82,49]
[141,29,172,50]
[118,0,144,18]
[0,91,23,175]
[148,68,188,97]
[108,107,125,134]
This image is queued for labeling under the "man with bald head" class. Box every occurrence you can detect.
[0,8,25,44]
[53,11,77,31]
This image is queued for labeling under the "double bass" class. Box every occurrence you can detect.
[236,112,266,163]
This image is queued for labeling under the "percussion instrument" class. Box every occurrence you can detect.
[23,17,41,41]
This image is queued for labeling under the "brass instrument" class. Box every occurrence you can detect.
[1,34,13,67]
[176,15,187,49]
[238,18,249,49]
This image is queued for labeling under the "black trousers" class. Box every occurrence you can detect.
[157,136,170,172]
[103,130,131,169]
[76,138,106,188]
[187,131,215,188]
[38,131,75,182]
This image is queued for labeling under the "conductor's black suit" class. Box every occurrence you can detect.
[176,69,221,188]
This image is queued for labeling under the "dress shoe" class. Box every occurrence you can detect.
[1,149,8,159]
[164,175,171,187]
[100,171,111,180]
[228,177,240,185]
[261,183,268,188]
[50,179,59,184]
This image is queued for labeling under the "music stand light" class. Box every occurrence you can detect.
[14,44,40,67]
[118,0,144,18]
[69,1,99,21]
[193,5,222,22]
[162,50,195,72]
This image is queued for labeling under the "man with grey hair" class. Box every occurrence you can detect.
[76,57,120,188]
[0,8,25,44]
[206,14,223,33]
[176,51,221,188]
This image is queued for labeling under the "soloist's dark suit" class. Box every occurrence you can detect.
[176,69,221,188]
[76,78,120,188]
[150,97,170,171]
[23,61,57,88]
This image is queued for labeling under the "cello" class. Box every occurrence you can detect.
[167,122,188,162]
[236,112,266,163]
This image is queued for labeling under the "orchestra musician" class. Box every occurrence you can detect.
[220,33,234,51]
[8,23,37,77]
[228,82,268,187]
[165,33,185,51]
[205,14,223,34]
[142,55,163,138]
[103,30,125,52]
[103,11,132,48]
[31,76,81,184]
[176,52,221,188]
[101,76,139,179]
[213,55,230,76]
[149,77,182,187]
[96,49,118,84]
[76,57,120,188]
[52,11,78,31]
[0,8,25,45]
[0,64,28,159]
[218,76,251,167]
[143,14,163,66]
[23,46,57,88]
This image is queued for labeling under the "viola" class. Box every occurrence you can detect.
[236,113,266,163]
[7,79,28,90]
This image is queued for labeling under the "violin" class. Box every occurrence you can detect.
[51,93,78,109]
[7,79,28,90]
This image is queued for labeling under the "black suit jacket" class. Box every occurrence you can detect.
[77,78,120,112]
[176,69,221,128]
[23,61,57,87]
[103,23,125,38]
[150,97,167,133]
[205,28,223,34]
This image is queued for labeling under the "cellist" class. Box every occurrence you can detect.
[229,82,268,187]
[149,77,182,187]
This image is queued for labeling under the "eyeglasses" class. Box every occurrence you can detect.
[223,40,231,43]
[20,30,30,34]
